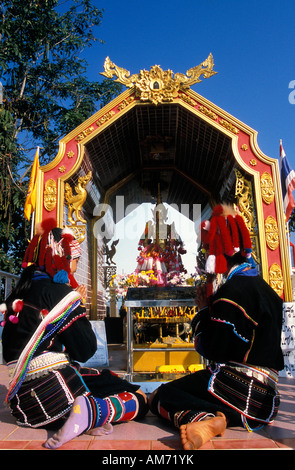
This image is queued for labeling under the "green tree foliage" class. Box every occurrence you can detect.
[0,0,122,273]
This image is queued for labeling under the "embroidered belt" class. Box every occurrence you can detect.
[226,362,278,388]
[7,351,69,383]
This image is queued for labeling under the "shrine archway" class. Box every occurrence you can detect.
[34,56,292,318]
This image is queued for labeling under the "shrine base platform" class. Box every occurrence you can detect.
[0,344,294,452]
[132,342,201,373]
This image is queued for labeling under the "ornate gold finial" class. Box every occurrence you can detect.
[101,54,217,105]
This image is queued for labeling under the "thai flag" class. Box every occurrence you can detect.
[280,140,295,221]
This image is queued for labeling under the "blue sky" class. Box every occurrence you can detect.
[80,0,295,273]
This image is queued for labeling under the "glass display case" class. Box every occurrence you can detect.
[124,286,203,381]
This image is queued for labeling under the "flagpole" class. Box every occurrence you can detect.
[30,145,39,240]
[30,146,38,239]
[30,210,35,240]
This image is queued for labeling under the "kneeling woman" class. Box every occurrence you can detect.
[149,205,283,450]
[2,219,147,449]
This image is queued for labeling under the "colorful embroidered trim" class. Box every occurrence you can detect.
[6,291,81,402]
[212,298,258,326]
[85,392,139,431]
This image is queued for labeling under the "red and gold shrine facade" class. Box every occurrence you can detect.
[33,55,292,318]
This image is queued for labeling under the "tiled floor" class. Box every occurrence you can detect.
[0,345,294,451]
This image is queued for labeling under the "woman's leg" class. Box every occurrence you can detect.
[44,389,147,449]
[149,370,241,449]
[149,369,241,427]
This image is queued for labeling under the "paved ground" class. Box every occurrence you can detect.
[0,345,294,451]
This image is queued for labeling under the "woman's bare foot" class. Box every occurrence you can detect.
[180,412,227,450]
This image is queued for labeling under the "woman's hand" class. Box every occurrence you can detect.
[76,284,87,302]
[195,284,208,310]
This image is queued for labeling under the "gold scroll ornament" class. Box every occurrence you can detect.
[260,172,275,205]
[101,54,217,105]
[264,215,279,251]
[269,263,284,297]
[64,171,92,243]
[44,178,57,212]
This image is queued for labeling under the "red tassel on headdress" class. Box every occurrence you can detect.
[37,218,57,235]
[227,215,240,252]
[61,233,74,260]
[207,205,234,268]
[21,218,80,289]
[53,254,70,275]
[211,205,224,218]
[235,214,252,253]
[68,273,79,289]
[22,219,57,268]
[44,246,55,278]
[213,235,228,273]
[216,216,234,256]
[203,204,253,275]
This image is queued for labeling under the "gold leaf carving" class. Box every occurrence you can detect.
[44,178,57,212]
[265,215,279,250]
[219,119,239,134]
[96,111,115,127]
[101,54,217,105]
[75,126,95,142]
[260,172,275,204]
[117,96,135,110]
[198,105,218,120]
[179,93,198,107]
[269,263,284,297]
